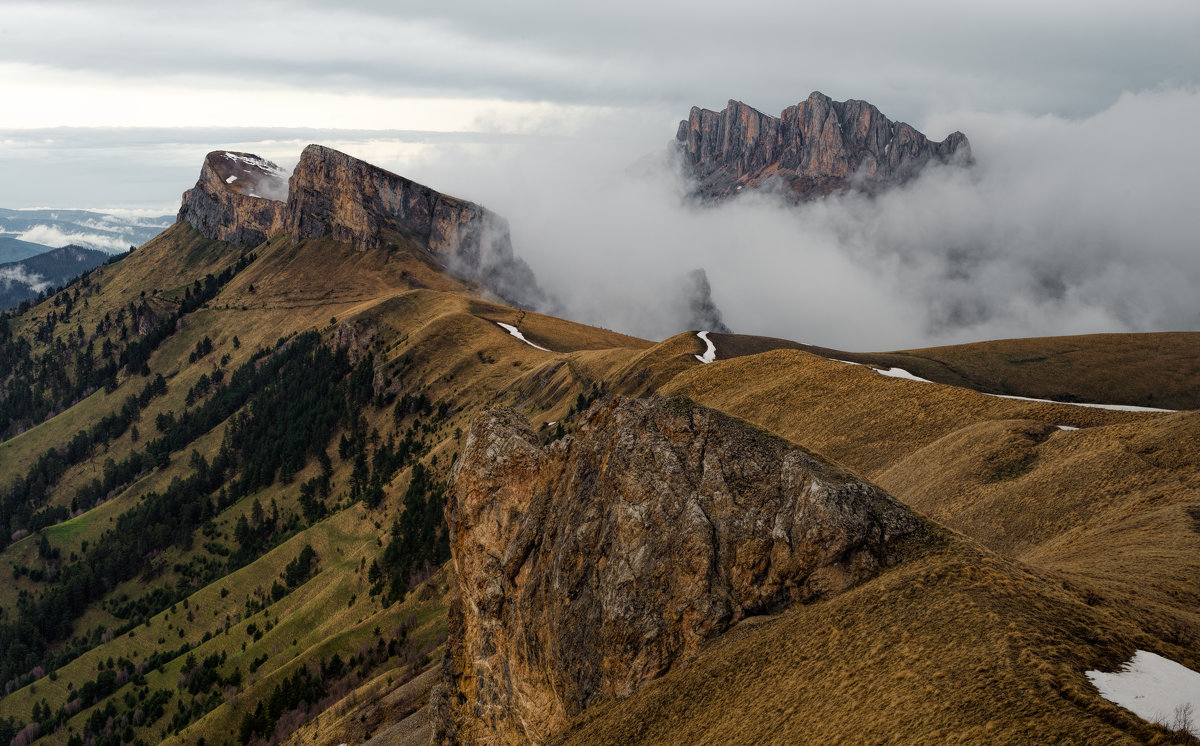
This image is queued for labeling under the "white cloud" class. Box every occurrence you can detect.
[393,87,1200,348]
[0,265,49,293]
[17,224,134,253]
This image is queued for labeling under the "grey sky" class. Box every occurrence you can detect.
[0,1,1197,345]
[1,0,1197,206]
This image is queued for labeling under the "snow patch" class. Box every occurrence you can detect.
[1057,425,1079,431]
[226,175,238,184]
[990,393,1173,413]
[497,323,550,352]
[834,359,863,366]
[872,366,931,383]
[846,359,1172,412]
[220,151,289,178]
[1087,650,1200,736]
[694,331,716,364]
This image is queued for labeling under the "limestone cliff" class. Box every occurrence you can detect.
[676,92,971,201]
[177,151,287,246]
[431,396,938,744]
[285,145,543,307]
[176,145,544,308]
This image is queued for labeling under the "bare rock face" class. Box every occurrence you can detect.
[432,396,937,744]
[176,145,545,308]
[286,145,544,308]
[676,92,971,201]
[177,151,288,245]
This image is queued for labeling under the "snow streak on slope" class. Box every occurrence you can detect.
[831,358,1173,412]
[872,366,932,382]
[989,393,1173,413]
[694,331,716,364]
[497,322,550,352]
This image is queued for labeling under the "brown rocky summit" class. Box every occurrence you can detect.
[176,145,544,307]
[676,91,971,201]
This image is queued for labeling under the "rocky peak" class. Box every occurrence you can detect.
[676,91,971,201]
[176,145,545,308]
[177,151,288,246]
[431,396,937,743]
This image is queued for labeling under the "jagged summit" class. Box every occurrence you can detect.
[176,144,545,308]
[676,91,971,201]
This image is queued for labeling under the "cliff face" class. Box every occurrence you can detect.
[176,145,544,308]
[676,92,971,201]
[177,151,287,246]
[432,396,937,744]
[285,145,543,307]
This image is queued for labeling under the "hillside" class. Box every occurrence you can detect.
[0,145,1196,746]
[0,246,112,310]
[709,330,1200,411]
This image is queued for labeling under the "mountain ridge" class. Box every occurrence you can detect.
[177,145,546,309]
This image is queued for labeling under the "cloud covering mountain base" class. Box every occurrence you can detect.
[401,87,1200,349]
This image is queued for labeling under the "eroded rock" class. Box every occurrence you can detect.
[177,151,287,246]
[432,395,938,743]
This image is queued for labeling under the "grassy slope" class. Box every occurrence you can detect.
[559,539,1186,745]
[709,330,1200,410]
[0,224,656,744]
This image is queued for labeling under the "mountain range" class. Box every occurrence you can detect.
[0,94,1196,746]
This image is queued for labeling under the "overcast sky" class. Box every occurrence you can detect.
[1,0,1197,208]
[1,1,1197,346]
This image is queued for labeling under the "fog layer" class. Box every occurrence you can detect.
[400,87,1200,350]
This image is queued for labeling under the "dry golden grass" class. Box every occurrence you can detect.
[710,330,1200,410]
[661,349,1157,474]
[892,332,1200,410]
[558,538,1192,745]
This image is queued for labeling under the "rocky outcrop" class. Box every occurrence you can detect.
[432,396,937,744]
[676,92,971,201]
[176,145,545,308]
[177,151,287,245]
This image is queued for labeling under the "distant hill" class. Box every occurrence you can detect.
[0,207,172,255]
[0,245,111,309]
[0,235,55,264]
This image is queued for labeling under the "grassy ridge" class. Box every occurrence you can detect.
[709,331,1200,410]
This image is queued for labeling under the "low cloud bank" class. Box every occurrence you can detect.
[0,266,49,293]
[397,87,1200,350]
[17,224,135,253]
